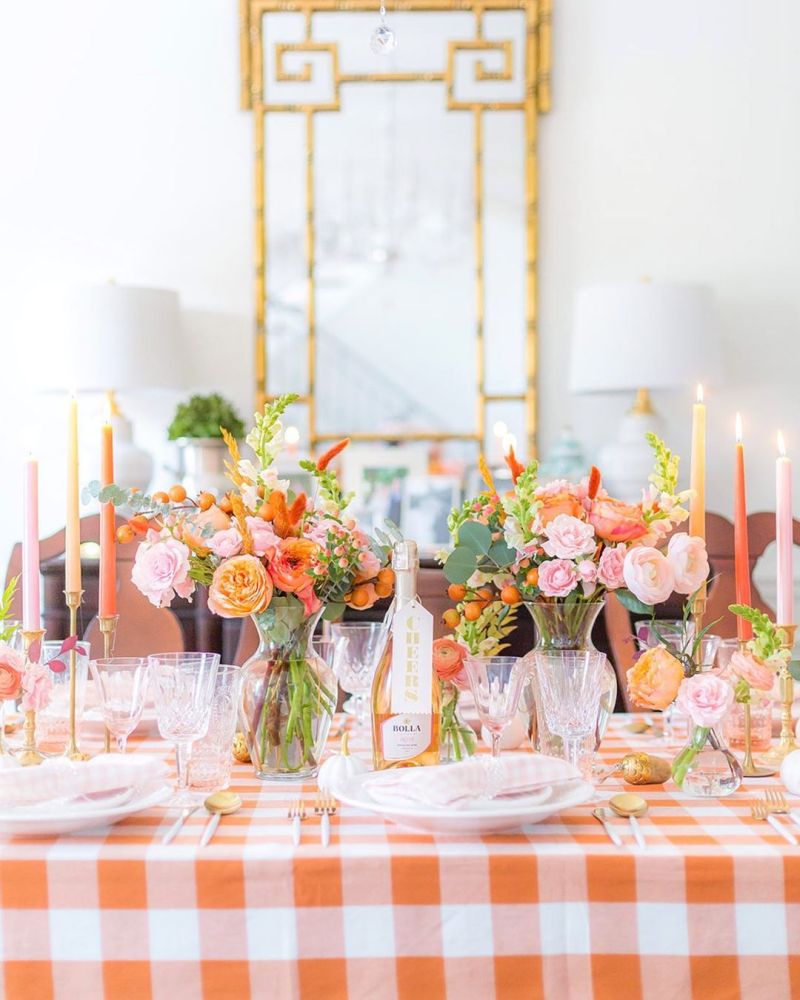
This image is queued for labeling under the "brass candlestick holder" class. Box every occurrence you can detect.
[18,627,46,766]
[64,590,90,761]
[760,624,798,767]
[738,637,775,778]
[98,615,119,753]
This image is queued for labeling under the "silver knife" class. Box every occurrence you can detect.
[628,814,647,850]
[163,805,201,845]
[200,811,222,847]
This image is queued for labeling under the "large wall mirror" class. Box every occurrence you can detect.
[240,0,551,461]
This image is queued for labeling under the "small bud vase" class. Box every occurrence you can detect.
[438,682,476,763]
[672,724,743,797]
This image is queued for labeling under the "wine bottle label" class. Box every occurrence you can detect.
[380,714,433,762]
[390,599,434,714]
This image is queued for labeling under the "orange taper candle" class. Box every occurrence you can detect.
[99,415,117,618]
[734,413,753,641]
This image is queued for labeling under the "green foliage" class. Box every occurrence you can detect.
[0,577,19,644]
[646,432,680,495]
[443,546,478,585]
[501,460,541,546]
[188,554,215,586]
[168,394,245,441]
[453,600,519,656]
[246,393,299,470]
[299,460,354,513]
[458,521,493,557]
[729,603,789,663]
[615,588,653,615]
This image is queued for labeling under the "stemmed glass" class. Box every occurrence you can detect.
[635,619,695,740]
[148,652,220,805]
[463,655,529,759]
[533,650,606,773]
[329,622,389,731]
[89,657,149,754]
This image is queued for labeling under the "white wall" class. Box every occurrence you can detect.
[1,0,799,596]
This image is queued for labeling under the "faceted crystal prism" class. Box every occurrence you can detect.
[370,24,396,54]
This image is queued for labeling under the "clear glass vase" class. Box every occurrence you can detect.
[240,605,336,780]
[672,724,743,797]
[438,682,476,763]
[523,600,617,755]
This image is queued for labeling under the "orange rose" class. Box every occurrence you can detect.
[538,492,585,527]
[433,638,466,681]
[589,497,647,543]
[0,647,23,700]
[269,538,321,594]
[626,646,685,711]
[208,554,273,618]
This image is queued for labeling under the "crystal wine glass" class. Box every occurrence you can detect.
[532,650,606,773]
[329,622,388,731]
[89,657,149,754]
[463,655,529,759]
[148,652,220,805]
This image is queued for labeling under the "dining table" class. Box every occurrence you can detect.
[1,713,799,1000]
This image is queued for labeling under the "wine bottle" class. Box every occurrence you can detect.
[371,539,440,769]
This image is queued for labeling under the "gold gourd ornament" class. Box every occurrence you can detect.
[598,752,671,786]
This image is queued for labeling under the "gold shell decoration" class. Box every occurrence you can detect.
[232,731,251,764]
[617,752,671,785]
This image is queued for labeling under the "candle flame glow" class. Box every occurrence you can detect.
[735,412,743,443]
[493,420,508,439]
[778,430,787,457]
[696,383,704,404]
[285,425,300,446]
[104,392,113,425]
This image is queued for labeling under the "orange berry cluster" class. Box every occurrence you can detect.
[344,567,395,607]
[116,484,212,545]
[442,579,521,629]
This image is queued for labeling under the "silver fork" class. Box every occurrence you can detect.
[289,799,306,846]
[763,789,800,833]
[314,793,337,847]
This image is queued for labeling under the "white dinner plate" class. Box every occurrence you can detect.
[0,783,171,838]
[334,772,593,835]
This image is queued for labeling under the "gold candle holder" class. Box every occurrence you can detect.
[18,627,46,766]
[760,624,798,767]
[98,615,119,753]
[64,590,90,761]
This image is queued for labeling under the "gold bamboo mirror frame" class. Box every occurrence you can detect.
[240,0,551,457]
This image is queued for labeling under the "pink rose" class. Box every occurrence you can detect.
[132,536,196,608]
[589,498,648,544]
[542,514,597,560]
[208,527,243,559]
[623,547,675,606]
[667,534,709,596]
[0,646,23,700]
[246,517,280,560]
[676,673,734,727]
[730,650,775,692]
[597,544,626,590]
[537,559,578,598]
[21,662,53,713]
[576,559,598,596]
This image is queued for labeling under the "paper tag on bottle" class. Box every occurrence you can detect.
[390,599,434,715]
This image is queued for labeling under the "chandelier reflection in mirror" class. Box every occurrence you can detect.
[239,0,551,457]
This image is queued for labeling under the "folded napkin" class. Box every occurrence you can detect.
[0,755,168,808]
[363,754,580,808]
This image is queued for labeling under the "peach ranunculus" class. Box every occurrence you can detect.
[730,650,775,692]
[676,672,734,728]
[667,534,709,596]
[626,646,685,710]
[589,498,648,544]
[433,638,467,682]
[269,538,321,594]
[208,554,273,618]
[623,546,675,606]
[0,645,23,700]
[536,492,585,529]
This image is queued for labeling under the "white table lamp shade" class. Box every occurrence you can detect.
[569,282,721,394]
[39,284,184,392]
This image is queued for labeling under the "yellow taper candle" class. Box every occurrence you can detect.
[65,393,81,593]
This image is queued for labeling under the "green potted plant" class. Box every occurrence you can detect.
[168,394,246,496]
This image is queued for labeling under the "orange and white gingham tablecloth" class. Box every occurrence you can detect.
[2,714,800,1000]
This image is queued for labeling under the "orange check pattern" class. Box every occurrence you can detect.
[2,714,800,1000]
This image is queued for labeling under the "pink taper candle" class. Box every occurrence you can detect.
[776,431,794,626]
[22,456,41,631]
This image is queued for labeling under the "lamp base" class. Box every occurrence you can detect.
[599,395,666,502]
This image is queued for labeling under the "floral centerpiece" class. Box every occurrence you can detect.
[91,394,394,779]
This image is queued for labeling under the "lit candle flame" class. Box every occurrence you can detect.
[285,425,300,446]
[696,383,704,404]
[735,412,743,444]
[778,430,787,457]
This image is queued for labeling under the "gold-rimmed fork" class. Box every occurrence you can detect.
[763,789,800,832]
[752,799,798,845]
[314,793,337,847]
[289,800,306,846]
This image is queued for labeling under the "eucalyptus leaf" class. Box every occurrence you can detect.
[789,660,800,682]
[487,539,516,568]
[458,521,492,556]
[323,602,346,622]
[443,545,478,585]
[615,588,654,615]
[80,488,92,505]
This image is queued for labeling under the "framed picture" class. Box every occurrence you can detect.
[400,475,463,553]
[342,444,429,536]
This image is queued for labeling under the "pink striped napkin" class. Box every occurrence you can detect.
[362,754,580,807]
